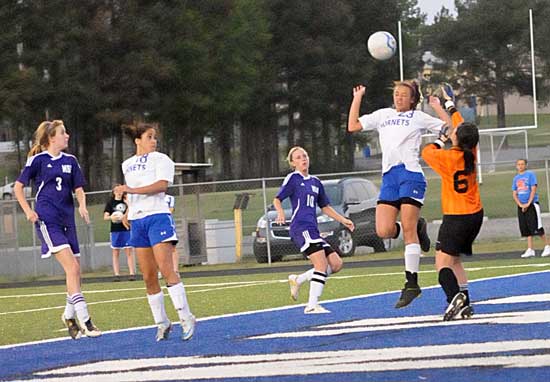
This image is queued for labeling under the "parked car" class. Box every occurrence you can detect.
[253,177,385,263]
[1,182,32,200]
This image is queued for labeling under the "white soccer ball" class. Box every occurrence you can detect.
[111,211,124,222]
[367,31,397,61]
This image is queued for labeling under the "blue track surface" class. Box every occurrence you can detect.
[2,271,549,381]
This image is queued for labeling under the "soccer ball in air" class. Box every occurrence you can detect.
[367,31,397,61]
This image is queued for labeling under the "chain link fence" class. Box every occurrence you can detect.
[2,158,550,279]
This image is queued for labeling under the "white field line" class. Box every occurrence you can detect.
[1,262,549,301]
[0,263,549,317]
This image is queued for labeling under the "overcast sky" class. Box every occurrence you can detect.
[417,0,457,24]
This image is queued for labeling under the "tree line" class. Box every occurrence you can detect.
[0,0,548,190]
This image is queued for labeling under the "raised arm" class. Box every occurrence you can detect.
[348,85,366,133]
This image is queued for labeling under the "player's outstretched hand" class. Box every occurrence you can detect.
[274,211,286,225]
[428,96,442,109]
[79,206,90,224]
[342,218,355,232]
[353,85,366,98]
[25,210,39,223]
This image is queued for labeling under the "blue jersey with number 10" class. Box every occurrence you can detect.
[17,151,86,226]
[276,172,330,233]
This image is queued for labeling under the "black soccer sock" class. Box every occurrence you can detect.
[438,267,460,303]
[459,284,470,306]
[405,271,418,287]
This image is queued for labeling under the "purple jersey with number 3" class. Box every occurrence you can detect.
[17,151,86,226]
[275,172,330,233]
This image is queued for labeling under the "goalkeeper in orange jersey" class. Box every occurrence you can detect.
[421,85,483,321]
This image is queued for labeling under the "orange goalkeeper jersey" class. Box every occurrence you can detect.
[421,111,482,215]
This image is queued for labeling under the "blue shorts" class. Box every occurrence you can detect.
[129,213,178,248]
[110,231,131,249]
[379,164,426,204]
[290,226,332,254]
[35,220,80,259]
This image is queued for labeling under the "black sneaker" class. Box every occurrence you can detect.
[395,283,422,308]
[457,304,474,319]
[128,275,136,281]
[113,275,121,282]
[417,217,430,252]
[443,292,467,321]
[61,314,82,340]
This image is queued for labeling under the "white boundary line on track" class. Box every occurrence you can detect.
[0,268,548,350]
[1,262,548,301]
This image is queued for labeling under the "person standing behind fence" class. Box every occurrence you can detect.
[104,186,136,281]
[512,159,550,258]
[347,80,452,309]
[115,122,195,342]
[276,146,355,313]
[422,90,483,321]
[13,120,101,340]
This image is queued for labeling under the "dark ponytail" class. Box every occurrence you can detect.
[456,123,479,175]
[122,122,158,141]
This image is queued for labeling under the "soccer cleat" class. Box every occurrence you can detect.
[395,284,422,309]
[457,304,474,319]
[443,292,467,321]
[156,321,172,342]
[541,245,550,257]
[520,248,536,258]
[304,305,331,314]
[288,274,300,301]
[61,314,82,340]
[113,275,121,282]
[417,217,430,252]
[128,275,137,281]
[79,318,102,337]
[181,315,196,341]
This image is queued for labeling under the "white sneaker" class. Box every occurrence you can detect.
[181,314,196,341]
[304,304,331,314]
[78,318,102,338]
[158,271,163,279]
[520,248,536,258]
[156,321,171,342]
[541,245,550,257]
[288,274,300,301]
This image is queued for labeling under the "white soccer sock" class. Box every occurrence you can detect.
[307,271,327,308]
[64,294,76,319]
[167,282,192,320]
[70,293,90,324]
[404,243,421,273]
[297,265,332,285]
[147,291,170,325]
[459,283,469,292]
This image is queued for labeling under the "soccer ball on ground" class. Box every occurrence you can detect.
[111,211,124,222]
[366,31,397,61]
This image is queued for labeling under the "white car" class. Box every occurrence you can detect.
[1,182,32,200]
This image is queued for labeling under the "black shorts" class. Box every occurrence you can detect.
[518,203,545,237]
[303,242,336,257]
[436,209,484,256]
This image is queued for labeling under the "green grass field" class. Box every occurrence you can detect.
[1,245,549,347]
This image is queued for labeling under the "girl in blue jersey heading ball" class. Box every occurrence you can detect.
[14,120,101,339]
[274,146,355,314]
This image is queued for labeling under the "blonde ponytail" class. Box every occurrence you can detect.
[28,120,64,157]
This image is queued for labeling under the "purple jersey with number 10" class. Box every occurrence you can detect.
[17,151,86,226]
[276,172,330,233]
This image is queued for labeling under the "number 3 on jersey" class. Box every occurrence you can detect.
[55,176,63,191]
[306,194,315,208]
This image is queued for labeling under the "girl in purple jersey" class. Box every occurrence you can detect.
[275,146,355,313]
[14,120,101,339]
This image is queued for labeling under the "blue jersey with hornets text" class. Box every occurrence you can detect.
[276,172,330,233]
[17,151,86,226]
